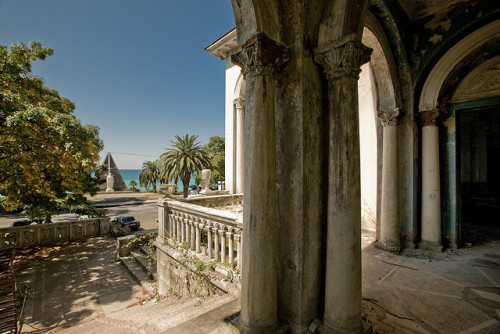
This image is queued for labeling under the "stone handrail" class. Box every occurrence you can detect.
[0,218,110,250]
[157,199,242,266]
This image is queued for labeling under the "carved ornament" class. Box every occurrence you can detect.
[452,56,500,103]
[418,109,440,127]
[378,108,402,126]
[314,34,372,80]
[231,33,288,77]
[234,97,245,110]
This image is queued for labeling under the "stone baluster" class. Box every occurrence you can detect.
[207,225,213,259]
[219,229,226,263]
[214,226,220,261]
[186,219,190,245]
[157,202,165,242]
[181,217,186,244]
[176,214,181,243]
[315,34,372,333]
[235,97,245,194]
[227,231,234,264]
[231,32,287,333]
[419,109,442,251]
[196,223,202,253]
[190,221,196,250]
[236,233,241,268]
[378,108,402,250]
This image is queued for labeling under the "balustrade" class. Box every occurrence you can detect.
[157,199,242,267]
[0,218,110,250]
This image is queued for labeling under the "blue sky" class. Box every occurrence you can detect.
[0,0,235,168]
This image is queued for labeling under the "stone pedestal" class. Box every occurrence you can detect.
[419,110,442,251]
[232,33,287,334]
[378,108,402,250]
[315,34,372,333]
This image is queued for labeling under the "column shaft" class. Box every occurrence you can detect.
[220,230,226,263]
[228,233,234,264]
[231,33,287,334]
[420,110,442,251]
[378,109,401,250]
[214,230,219,261]
[196,226,201,253]
[315,35,371,333]
[235,98,245,194]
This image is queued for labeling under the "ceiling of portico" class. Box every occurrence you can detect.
[397,0,467,20]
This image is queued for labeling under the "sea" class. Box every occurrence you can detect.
[120,169,196,193]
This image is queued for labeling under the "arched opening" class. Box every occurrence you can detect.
[420,20,500,247]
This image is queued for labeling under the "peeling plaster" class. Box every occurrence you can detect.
[429,34,443,44]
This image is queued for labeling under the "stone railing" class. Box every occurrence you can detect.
[179,193,243,209]
[157,199,242,266]
[0,218,110,250]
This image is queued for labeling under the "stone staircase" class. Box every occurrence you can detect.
[120,244,157,296]
[0,249,17,334]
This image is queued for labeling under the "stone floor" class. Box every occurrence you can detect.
[13,235,500,333]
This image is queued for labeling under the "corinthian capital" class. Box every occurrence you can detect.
[234,97,245,110]
[231,33,288,77]
[314,34,372,80]
[378,108,402,126]
[418,109,440,127]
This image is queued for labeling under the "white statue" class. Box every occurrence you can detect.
[106,173,114,192]
[200,169,212,194]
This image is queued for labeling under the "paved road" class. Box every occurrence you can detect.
[0,202,159,230]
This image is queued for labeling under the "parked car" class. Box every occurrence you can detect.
[111,216,140,231]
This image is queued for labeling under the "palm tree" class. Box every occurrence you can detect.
[159,134,210,198]
[139,160,159,193]
[129,180,137,191]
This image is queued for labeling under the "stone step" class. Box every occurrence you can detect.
[139,244,156,261]
[120,257,156,297]
[131,250,157,280]
[163,297,240,334]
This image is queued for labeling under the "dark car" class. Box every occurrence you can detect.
[111,216,140,231]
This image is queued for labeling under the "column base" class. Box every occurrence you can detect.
[239,318,282,334]
[319,319,371,334]
[419,240,443,252]
[375,240,402,253]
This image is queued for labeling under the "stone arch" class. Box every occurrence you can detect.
[419,20,500,111]
[234,73,246,99]
[230,0,281,44]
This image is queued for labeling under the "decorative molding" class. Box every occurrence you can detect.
[378,108,402,126]
[314,34,372,80]
[231,33,288,77]
[452,56,500,103]
[418,109,440,127]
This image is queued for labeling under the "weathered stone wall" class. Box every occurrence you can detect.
[155,241,239,298]
[179,194,243,209]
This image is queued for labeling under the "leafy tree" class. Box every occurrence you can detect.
[129,180,138,191]
[0,41,103,221]
[159,135,210,198]
[139,160,160,193]
[195,136,225,188]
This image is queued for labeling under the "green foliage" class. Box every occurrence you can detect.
[195,136,225,188]
[139,160,160,193]
[0,41,103,221]
[129,179,137,190]
[159,134,210,198]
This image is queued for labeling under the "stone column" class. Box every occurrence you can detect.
[207,226,213,259]
[377,108,402,250]
[315,34,372,333]
[419,109,442,251]
[231,33,288,334]
[235,97,245,194]
[214,228,220,261]
[227,231,234,264]
[181,219,186,244]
